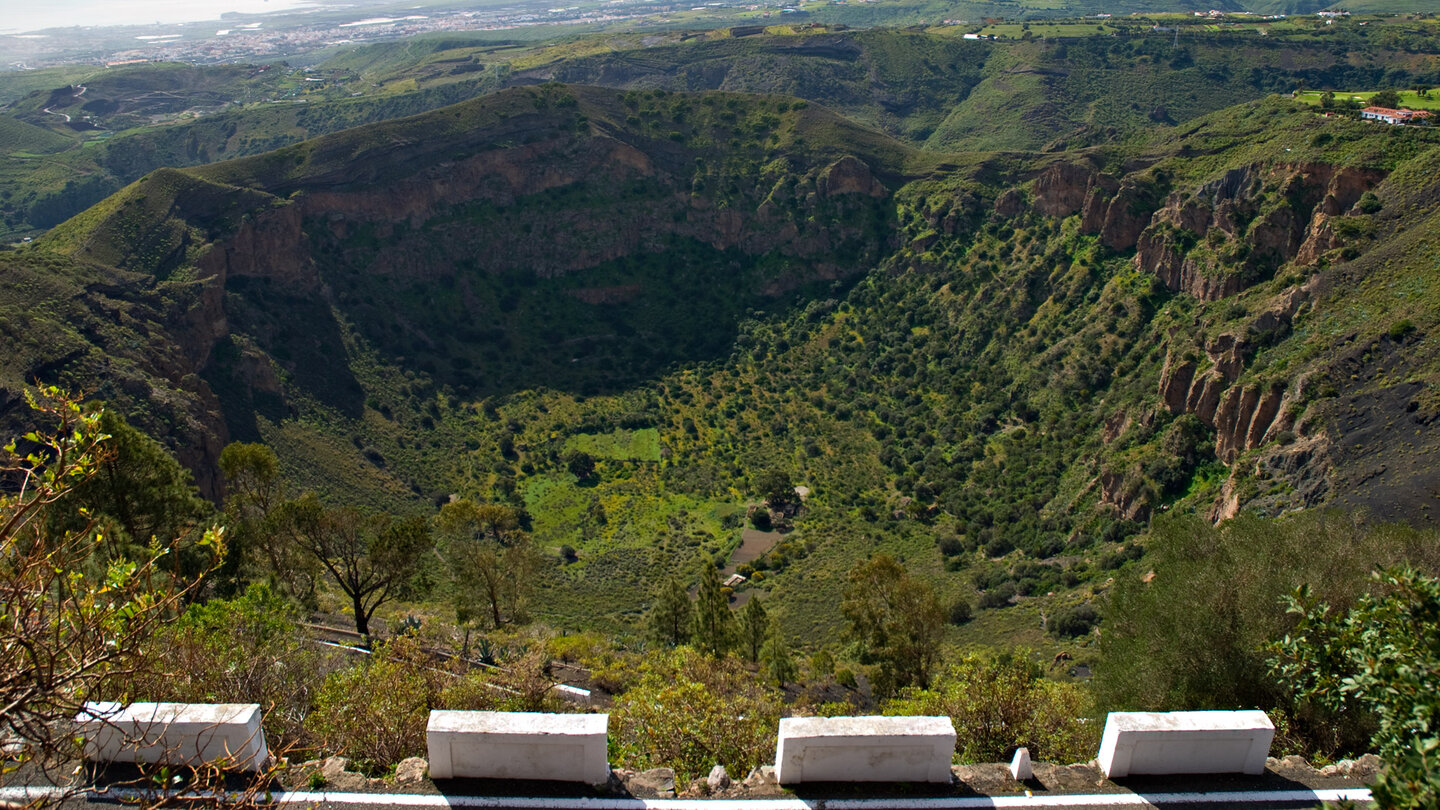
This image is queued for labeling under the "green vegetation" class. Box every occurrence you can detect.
[5,18,1440,796]
[886,654,1095,764]
[1096,513,1440,757]
[611,648,784,782]
[1273,568,1440,808]
[1297,88,1440,111]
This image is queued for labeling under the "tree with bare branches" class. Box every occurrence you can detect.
[0,387,223,802]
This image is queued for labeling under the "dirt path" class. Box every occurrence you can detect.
[721,527,781,607]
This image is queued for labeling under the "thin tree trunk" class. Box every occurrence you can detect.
[353,592,371,646]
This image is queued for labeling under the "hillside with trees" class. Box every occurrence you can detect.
[3,16,1440,807]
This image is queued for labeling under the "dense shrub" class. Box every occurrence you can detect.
[1095,512,1440,758]
[1048,604,1099,638]
[611,648,783,781]
[306,638,554,772]
[978,582,1016,609]
[885,654,1096,764]
[306,639,451,772]
[948,599,973,625]
[130,584,331,751]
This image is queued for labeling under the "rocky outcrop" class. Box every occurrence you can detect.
[1134,162,1384,300]
[1213,382,1286,462]
[1156,279,1319,466]
[1095,183,1153,251]
[1158,354,1196,415]
[1032,163,1097,218]
[1158,333,1247,423]
[1020,162,1163,252]
[817,156,887,198]
[993,188,1025,219]
[1099,470,1150,523]
[197,202,316,293]
[1295,213,1340,266]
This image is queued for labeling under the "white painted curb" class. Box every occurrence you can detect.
[0,786,1374,808]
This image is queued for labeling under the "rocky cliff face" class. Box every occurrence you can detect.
[1027,162,1158,252]
[1016,157,1397,525]
[1156,278,1317,464]
[1020,160,1384,301]
[1133,163,1384,301]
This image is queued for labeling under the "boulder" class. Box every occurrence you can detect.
[817,156,886,198]
[993,188,1025,218]
[395,756,428,785]
[629,767,676,797]
[743,765,778,788]
[707,764,731,792]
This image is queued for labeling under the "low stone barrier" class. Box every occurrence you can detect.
[774,715,956,785]
[76,702,269,771]
[1098,710,1275,778]
[426,710,610,783]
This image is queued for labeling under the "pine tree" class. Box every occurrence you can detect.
[737,597,769,663]
[646,575,692,647]
[691,560,735,657]
[761,615,796,685]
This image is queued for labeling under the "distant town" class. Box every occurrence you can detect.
[1,0,819,69]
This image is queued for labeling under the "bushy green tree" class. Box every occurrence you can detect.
[65,410,214,578]
[1271,568,1440,808]
[760,615,796,686]
[435,499,539,630]
[756,469,795,508]
[217,442,287,595]
[1372,89,1402,109]
[290,498,433,642]
[841,553,945,694]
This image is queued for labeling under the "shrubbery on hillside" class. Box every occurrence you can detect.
[610,648,784,782]
[885,653,1096,765]
[1095,511,1440,759]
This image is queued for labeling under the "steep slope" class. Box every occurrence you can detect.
[0,251,230,496]
[27,83,917,506]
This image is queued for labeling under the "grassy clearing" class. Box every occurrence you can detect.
[976,21,1116,38]
[566,428,663,462]
[1296,89,1440,111]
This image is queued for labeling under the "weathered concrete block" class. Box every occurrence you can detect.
[77,702,268,771]
[1098,710,1275,778]
[426,711,609,783]
[774,716,955,785]
[1009,747,1032,781]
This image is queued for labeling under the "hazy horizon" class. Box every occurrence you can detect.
[1,0,329,35]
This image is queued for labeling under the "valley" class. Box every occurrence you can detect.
[2,8,1440,801]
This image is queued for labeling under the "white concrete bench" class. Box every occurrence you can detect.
[76,702,269,771]
[1098,710,1275,778]
[774,716,955,785]
[426,711,609,784]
